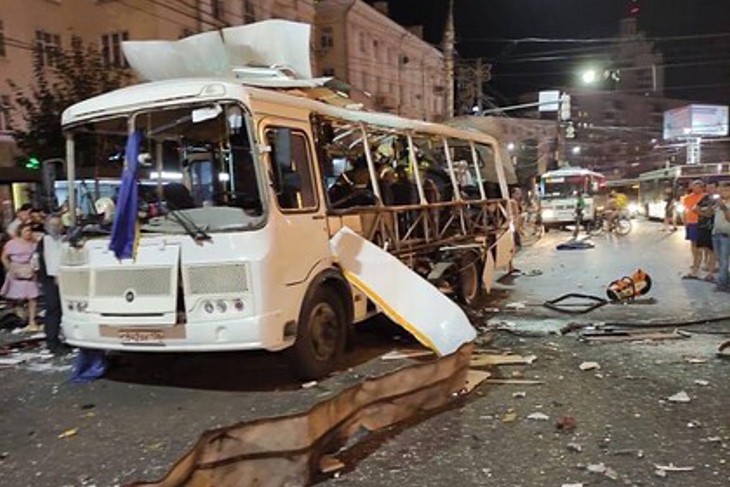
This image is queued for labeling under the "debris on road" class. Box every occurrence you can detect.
[667,391,691,403]
[654,464,695,475]
[470,353,537,367]
[512,391,526,398]
[462,370,491,394]
[580,328,687,343]
[502,410,517,423]
[684,357,709,364]
[521,269,543,277]
[579,361,601,371]
[485,378,545,385]
[556,415,577,431]
[585,463,618,480]
[505,302,527,311]
[58,428,78,440]
[566,442,583,453]
[0,356,25,366]
[694,379,709,386]
[380,349,434,361]
[129,344,475,487]
[527,412,550,421]
[301,381,318,389]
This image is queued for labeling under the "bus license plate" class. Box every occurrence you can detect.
[118,329,164,344]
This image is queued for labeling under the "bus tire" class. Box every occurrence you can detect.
[289,285,347,381]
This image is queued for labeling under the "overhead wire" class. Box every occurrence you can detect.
[459,32,730,44]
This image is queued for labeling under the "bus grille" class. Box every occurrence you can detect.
[187,264,248,294]
[94,268,172,297]
[59,269,89,297]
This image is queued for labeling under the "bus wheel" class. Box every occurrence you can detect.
[457,252,482,305]
[289,286,347,381]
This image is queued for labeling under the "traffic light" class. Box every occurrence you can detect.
[25,156,40,170]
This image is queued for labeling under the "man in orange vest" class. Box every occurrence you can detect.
[681,180,708,279]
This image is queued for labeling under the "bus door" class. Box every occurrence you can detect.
[259,118,331,286]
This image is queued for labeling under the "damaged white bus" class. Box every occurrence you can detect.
[57,22,513,379]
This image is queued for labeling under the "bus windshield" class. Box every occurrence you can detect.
[541,176,588,199]
[66,102,266,234]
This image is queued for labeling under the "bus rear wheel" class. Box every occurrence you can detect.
[289,286,347,381]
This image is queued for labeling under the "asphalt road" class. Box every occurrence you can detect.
[1,218,728,487]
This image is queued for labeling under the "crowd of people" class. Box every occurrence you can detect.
[1,203,68,354]
[680,179,730,292]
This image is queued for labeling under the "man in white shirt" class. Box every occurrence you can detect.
[711,183,730,292]
[39,215,68,353]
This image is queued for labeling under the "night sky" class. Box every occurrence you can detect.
[373,0,730,105]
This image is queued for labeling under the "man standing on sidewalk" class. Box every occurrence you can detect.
[681,180,707,279]
[712,183,730,292]
[38,214,68,354]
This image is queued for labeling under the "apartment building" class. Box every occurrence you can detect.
[315,0,446,122]
[0,0,315,167]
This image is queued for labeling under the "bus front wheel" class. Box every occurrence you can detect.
[289,286,347,381]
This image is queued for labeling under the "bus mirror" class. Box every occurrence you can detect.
[192,105,222,124]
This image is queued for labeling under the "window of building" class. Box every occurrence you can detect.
[320,26,333,49]
[35,30,61,67]
[359,32,367,54]
[322,68,335,77]
[0,21,5,57]
[101,31,129,68]
[211,0,223,20]
[265,127,317,211]
[0,95,10,133]
[242,0,256,23]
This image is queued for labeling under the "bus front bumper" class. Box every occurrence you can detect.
[62,312,291,352]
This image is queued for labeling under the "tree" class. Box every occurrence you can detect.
[7,36,130,164]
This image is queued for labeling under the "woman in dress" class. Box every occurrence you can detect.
[1,223,40,331]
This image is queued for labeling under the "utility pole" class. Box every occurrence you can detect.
[443,0,455,119]
[455,58,492,115]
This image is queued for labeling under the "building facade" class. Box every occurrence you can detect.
[0,0,315,167]
[612,14,665,96]
[314,0,446,122]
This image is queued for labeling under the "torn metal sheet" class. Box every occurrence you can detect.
[123,20,314,82]
[580,329,688,343]
[494,231,514,270]
[130,344,473,487]
[470,353,537,367]
[330,227,476,356]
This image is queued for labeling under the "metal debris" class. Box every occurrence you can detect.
[58,428,78,440]
[579,361,601,371]
[566,442,583,453]
[667,391,691,403]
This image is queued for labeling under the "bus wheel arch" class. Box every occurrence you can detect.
[288,268,353,380]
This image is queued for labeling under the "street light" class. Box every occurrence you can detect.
[581,69,598,85]
[572,146,581,155]
[507,142,516,152]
